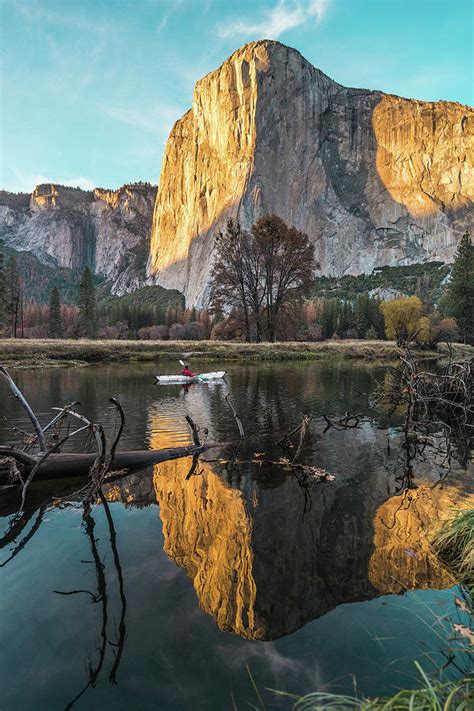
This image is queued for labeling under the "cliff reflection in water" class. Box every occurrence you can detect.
[104,403,473,642]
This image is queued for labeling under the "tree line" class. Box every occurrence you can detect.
[0,223,472,344]
[209,217,473,346]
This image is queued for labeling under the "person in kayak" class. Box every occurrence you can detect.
[181,363,196,377]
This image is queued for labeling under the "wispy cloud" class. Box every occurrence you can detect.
[218,0,330,40]
[101,103,184,140]
[15,0,118,35]
[156,0,184,32]
[6,170,96,194]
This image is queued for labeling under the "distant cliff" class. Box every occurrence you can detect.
[0,182,156,296]
[148,40,474,307]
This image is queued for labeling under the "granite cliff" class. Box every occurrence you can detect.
[148,40,473,307]
[0,182,156,295]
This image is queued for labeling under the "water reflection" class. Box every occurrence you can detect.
[1,362,472,708]
[101,400,473,642]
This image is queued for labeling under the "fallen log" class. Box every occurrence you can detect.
[0,444,212,486]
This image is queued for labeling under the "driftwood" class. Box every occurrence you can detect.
[0,366,47,451]
[0,445,210,487]
[0,368,213,498]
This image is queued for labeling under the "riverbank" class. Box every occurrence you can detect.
[1,338,472,368]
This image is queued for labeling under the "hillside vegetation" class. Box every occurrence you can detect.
[311,261,450,303]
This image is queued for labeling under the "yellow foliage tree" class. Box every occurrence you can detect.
[379,296,425,345]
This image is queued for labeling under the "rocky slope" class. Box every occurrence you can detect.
[0,182,156,295]
[148,40,474,307]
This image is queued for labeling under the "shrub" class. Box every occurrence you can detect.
[380,296,425,345]
[183,321,206,340]
[169,323,186,340]
[137,325,169,340]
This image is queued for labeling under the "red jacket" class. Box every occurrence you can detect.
[181,368,196,377]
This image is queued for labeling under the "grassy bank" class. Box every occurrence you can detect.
[280,669,473,709]
[432,509,474,598]
[0,338,472,368]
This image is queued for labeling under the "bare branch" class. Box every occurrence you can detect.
[224,395,245,439]
[0,365,46,451]
[185,415,201,447]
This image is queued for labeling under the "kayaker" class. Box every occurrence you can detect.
[181,363,196,378]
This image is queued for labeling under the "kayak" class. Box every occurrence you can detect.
[155,371,226,385]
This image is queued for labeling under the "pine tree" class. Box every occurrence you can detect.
[0,242,7,333]
[444,233,474,344]
[78,267,98,338]
[48,287,63,338]
[7,256,22,337]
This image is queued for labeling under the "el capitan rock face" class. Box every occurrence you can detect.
[0,182,156,295]
[148,40,474,307]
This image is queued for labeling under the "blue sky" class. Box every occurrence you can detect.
[1,0,472,193]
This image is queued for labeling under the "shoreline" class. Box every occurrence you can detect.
[1,338,472,368]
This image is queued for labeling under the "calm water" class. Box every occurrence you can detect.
[0,361,472,710]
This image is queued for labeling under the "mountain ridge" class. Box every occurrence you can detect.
[0,181,157,297]
[1,40,472,308]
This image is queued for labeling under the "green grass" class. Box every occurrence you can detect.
[0,338,424,367]
[1,338,472,368]
[269,664,472,709]
[432,510,474,597]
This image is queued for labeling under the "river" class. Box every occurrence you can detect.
[0,361,472,709]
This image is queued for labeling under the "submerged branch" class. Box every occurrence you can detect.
[224,395,245,439]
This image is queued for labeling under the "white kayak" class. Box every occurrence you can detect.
[155,370,226,385]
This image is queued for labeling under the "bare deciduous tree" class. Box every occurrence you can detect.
[210,215,317,342]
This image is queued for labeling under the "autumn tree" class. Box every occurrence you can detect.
[78,267,97,338]
[210,215,316,342]
[253,215,316,341]
[443,232,474,344]
[210,219,257,341]
[48,287,63,338]
[417,312,459,348]
[379,296,426,345]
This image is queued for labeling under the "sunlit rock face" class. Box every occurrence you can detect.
[145,453,467,641]
[153,459,264,639]
[0,183,156,294]
[148,40,473,307]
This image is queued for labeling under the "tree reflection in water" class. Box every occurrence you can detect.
[0,491,129,709]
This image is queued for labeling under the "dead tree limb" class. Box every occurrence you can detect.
[0,444,213,487]
[185,415,201,447]
[19,424,90,511]
[108,398,125,464]
[292,415,311,463]
[224,395,245,439]
[0,365,46,452]
[0,447,37,466]
[43,401,80,434]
